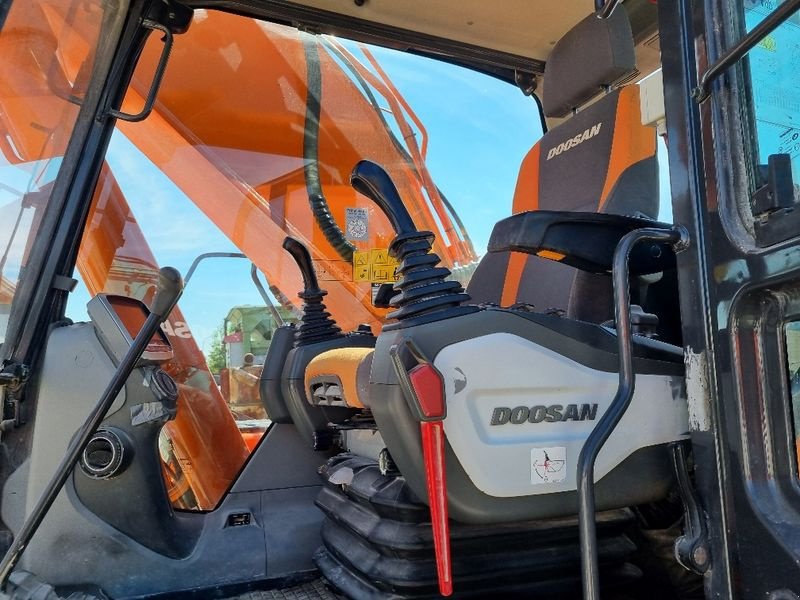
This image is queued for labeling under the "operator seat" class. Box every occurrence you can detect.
[354,7,687,526]
[467,7,661,327]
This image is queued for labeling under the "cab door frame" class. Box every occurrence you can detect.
[660,0,800,596]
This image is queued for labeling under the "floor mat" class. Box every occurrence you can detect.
[227,579,341,600]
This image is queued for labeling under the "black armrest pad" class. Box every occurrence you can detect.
[488,210,675,275]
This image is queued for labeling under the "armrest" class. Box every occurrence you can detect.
[487,210,676,275]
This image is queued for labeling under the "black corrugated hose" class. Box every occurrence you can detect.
[301,34,356,262]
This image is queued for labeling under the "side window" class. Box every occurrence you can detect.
[0,0,109,345]
[66,130,284,511]
[743,2,800,198]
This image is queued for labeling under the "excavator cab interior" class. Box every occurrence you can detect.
[0,0,799,599]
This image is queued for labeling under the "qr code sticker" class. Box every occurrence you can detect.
[346,207,369,241]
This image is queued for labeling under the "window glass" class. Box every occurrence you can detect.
[743,1,800,197]
[0,0,109,345]
[785,321,800,468]
[66,10,542,510]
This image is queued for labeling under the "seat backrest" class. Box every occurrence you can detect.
[467,7,658,323]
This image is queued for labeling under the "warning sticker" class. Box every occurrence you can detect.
[345,207,369,241]
[353,249,400,283]
[531,447,567,484]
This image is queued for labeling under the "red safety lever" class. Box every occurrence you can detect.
[408,363,452,597]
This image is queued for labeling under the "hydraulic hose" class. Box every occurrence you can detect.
[301,34,356,262]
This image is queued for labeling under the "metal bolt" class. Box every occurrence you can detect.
[692,545,708,566]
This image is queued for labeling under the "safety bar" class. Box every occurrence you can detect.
[184,252,284,327]
[577,227,687,600]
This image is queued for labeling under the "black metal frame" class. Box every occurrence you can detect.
[660,0,800,594]
[658,0,738,594]
[0,0,139,368]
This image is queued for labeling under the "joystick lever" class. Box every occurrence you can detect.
[282,237,343,346]
[350,160,417,236]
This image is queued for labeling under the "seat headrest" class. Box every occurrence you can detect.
[542,8,635,118]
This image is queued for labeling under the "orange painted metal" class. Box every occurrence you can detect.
[118,12,477,333]
[0,6,477,509]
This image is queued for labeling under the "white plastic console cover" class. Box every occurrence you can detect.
[435,332,688,497]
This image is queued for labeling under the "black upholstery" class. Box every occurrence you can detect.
[466,90,658,317]
[542,7,635,118]
[465,6,666,330]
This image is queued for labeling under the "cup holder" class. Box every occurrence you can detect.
[79,428,132,480]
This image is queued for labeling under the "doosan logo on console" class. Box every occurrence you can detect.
[490,403,599,425]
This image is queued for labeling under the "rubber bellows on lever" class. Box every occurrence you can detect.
[282,236,344,346]
[350,160,473,324]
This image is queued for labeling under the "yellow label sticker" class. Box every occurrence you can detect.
[353,249,399,283]
[370,248,390,265]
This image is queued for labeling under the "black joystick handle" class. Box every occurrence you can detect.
[283,237,323,298]
[282,236,342,345]
[349,160,475,325]
[351,160,416,236]
[150,266,184,320]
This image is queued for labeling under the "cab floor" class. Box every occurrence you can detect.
[225,579,341,600]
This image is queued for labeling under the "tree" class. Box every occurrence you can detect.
[205,325,227,374]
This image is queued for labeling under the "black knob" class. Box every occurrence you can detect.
[350,160,416,236]
[149,266,184,320]
[282,237,322,298]
[282,236,343,346]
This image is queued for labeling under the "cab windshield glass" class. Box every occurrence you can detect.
[65,10,544,510]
